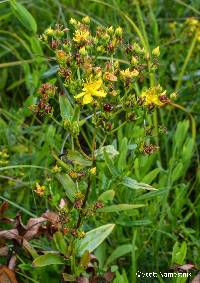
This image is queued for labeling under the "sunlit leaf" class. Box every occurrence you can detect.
[97,204,144,213]
[10,0,37,33]
[77,224,115,255]
[32,253,64,267]
[56,173,77,202]
[121,176,156,191]
[105,244,132,266]
[98,190,115,202]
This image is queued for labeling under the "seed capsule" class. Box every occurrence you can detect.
[103,103,112,112]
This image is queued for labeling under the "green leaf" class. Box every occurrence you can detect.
[77,224,115,255]
[63,273,76,281]
[121,177,156,191]
[98,190,115,202]
[141,168,160,184]
[95,145,119,160]
[97,204,144,213]
[10,0,37,33]
[174,120,189,150]
[182,138,194,164]
[53,231,67,255]
[136,188,169,201]
[21,95,37,117]
[67,150,92,167]
[171,162,183,183]
[103,149,118,176]
[172,242,187,265]
[116,219,152,226]
[80,250,90,269]
[105,244,132,266]
[56,173,77,202]
[114,270,129,283]
[33,253,64,267]
[59,94,73,121]
[117,137,128,170]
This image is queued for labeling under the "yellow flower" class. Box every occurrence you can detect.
[75,191,85,200]
[78,231,86,238]
[34,183,46,196]
[104,72,117,82]
[120,68,139,79]
[52,164,61,173]
[89,167,96,175]
[79,46,87,56]
[82,16,90,25]
[45,27,54,36]
[107,26,114,34]
[74,79,106,105]
[73,30,90,43]
[140,86,166,107]
[152,46,160,57]
[69,18,77,26]
[131,56,138,65]
[56,50,68,64]
[69,171,78,179]
[115,26,123,36]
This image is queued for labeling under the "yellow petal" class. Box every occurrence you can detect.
[74,92,85,99]
[93,90,106,97]
[93,79,102,90]
[82,94,93,104]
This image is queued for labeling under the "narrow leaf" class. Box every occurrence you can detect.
[103,150,118,176]
[59,94,73,121]
[33,253,64,267]
[121,176,156,191]
[56,173,77,202]
[105,244,132,266]
[116,219,152,226]
[141,168,160,184]
[98,190,115,202]
[77,224,115,255]
[53,231,67,255]
[97,204,144,213]
[10,1,37,33]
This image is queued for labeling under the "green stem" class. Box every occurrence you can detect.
[75,137,92,160]
[170,102,196,140]
[175,30,198,91]
[0,165,51,172]
[107,121,127,135]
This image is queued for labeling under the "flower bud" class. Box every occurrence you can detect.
[82,16,90,25]
[152,46,160,57]
[115,26,123,37]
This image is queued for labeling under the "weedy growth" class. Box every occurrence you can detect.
[1,16,174,282]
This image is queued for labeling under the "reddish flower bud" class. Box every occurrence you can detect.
[103,103,112,112]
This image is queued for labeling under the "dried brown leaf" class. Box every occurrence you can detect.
[0,246,8,257]
[0,266,18,283]
[0,229,19,240]
[24,217,46,240]
[0,202,9,215]
[42,211,60,224]
[104,271,115,282]
[77,277,89,283]
[8,255,17,270]
[178,263,195,271]
[191,273,200,283]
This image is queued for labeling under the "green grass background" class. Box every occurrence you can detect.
[0,0,200,282]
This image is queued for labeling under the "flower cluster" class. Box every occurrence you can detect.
[0,148,9,165]
[169,17,200,45]
[139,85,170,110]
[38,16,171,115]
[30,83,57,115]
[185,17,200,41]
